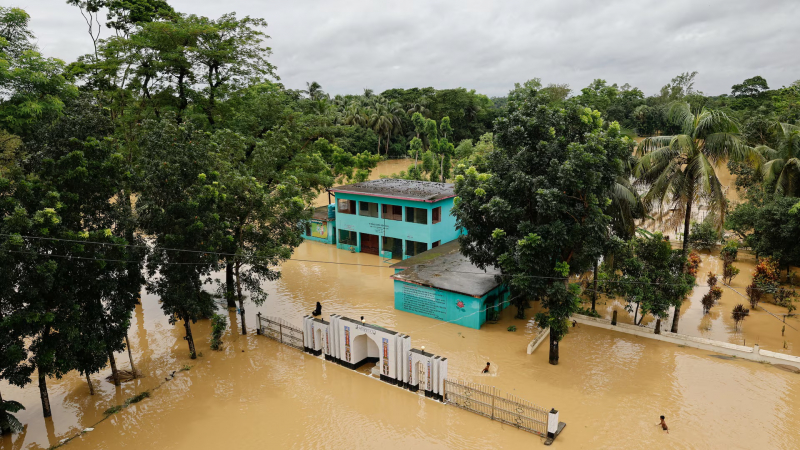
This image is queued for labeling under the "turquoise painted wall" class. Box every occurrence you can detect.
[393,280,509,329]
[334,192,462,258]
[301,219,336,245]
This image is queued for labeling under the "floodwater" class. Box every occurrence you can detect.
[586,249,800,356]
[3,160,800,450]
[312,159,411,207]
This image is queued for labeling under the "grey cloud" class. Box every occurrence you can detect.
[18,0,800,97]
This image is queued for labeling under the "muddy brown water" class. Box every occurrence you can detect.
[3,160,800,450]
[586,249,800,356]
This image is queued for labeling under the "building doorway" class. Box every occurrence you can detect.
[360,232,379,255]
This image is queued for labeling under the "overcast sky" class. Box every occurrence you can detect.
[16,0,800,98]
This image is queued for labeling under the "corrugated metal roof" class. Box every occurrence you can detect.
[331,179,455,202]
[390,241,501,298]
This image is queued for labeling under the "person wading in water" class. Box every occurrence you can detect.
[482,362,490,374]
[658,415,669,433]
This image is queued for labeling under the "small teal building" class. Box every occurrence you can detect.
[330,179,461,259]
[391,241,510,329]
[301,205,337,245]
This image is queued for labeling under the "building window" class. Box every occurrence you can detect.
[338,199,356,215]
[406,240,428,257]
[432,207,441,224]
[405,207,428,225]
[339,230,357,245]
[432,241,440,248]
[382,204,403,221]
[382,237,403,259]
[359,201,379,218]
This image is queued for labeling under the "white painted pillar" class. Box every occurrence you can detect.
[547,409,559,438]
[333,315,340,360]
[431,357,439,395]
[302,316,310,348]
[403,337,411,384]
[395,334,404,382]
[439,358,447,397]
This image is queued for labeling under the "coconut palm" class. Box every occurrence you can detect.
[302,81,326,101]
[368,101,403,156]
[636,102,748,332]
[339,102,368,127]
[754,122,800,196]
[610,156,647,240]
[407,102,431,118]
[0,394,25,435]
[308,98,334,124]
[589,156,647,312]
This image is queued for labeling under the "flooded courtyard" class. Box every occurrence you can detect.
[3,239,800,450]
[3,159,800,450]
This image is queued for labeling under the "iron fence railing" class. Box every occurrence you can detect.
[444,379,549,437]
[257,314,304,351]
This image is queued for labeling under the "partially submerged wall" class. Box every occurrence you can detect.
[570,314,800,369]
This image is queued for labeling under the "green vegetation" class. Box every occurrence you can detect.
[452,80,632,365]
[688,222,721,251]
[602,233,695,332]
[1,0,800,428]
[210,314,227,351]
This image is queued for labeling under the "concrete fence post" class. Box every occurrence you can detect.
[753,344,760,356]
[256,313,262,335]
[611,310,618,326]
[547,408,559,438]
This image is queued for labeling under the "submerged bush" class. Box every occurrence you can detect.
[210,313,228,350]
[689,222,720,251]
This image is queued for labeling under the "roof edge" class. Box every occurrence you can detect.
[390,274,492,299]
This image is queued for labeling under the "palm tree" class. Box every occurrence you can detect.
[308,98,334,124]
[303,81,326,101]
[0,391,25,435]
[368,101,402,156]
[339,102,368,127]
[407,102,431,118]
[754,122,800,196]
[636,102,748,333]
[590,156,647,313]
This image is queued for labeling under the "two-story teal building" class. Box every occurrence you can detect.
[330,179,462,259]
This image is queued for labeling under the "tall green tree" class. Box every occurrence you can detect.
[749,195,800,276]
[136,116,223,358]
[368,100,402,156]
[1,95,140,416]
[636,102,748,332]
[453,80,631,365]
[0,7,78,138]
[215,122,332,334]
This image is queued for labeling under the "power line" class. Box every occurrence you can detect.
[0,234,791,294]
[7,250,208,266]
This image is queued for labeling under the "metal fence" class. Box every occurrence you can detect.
[257,314,304,351]
[443,379,550,437]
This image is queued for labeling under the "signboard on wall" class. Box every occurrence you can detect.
[310,220,327,239]
[400,283,447,320]
[367,222,389,234]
